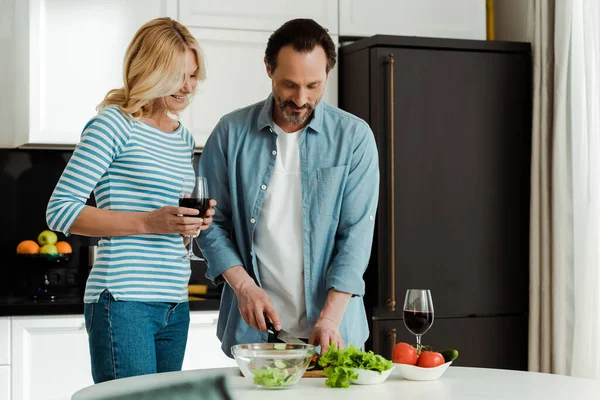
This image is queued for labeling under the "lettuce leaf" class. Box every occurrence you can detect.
[252,366,301,387]
[318,343,393,388]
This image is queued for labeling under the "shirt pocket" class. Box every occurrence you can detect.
[317,165,347,217]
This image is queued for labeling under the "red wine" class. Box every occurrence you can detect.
[403,310,434,335]
[179,198,209,217]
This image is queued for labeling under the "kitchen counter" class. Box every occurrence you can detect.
[72,365,600,399]
[0,295,220,316]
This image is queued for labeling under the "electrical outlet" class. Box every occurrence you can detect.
[66,271,78,286]
[48,271,62,285]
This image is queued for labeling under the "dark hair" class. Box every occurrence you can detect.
[265,19,337,74]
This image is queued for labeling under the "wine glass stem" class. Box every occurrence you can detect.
[416,334,422,352]
[187,235,193,257]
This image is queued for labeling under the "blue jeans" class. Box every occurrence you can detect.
[84,289,190,384]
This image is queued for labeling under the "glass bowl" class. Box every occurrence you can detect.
[231,343,315,389]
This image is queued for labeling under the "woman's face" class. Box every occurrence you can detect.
[157,48,199,113]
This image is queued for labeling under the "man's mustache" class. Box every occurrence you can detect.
[282,101,313,110]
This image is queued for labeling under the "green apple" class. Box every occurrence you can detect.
[38,230,58,246]
[40,244,58,255]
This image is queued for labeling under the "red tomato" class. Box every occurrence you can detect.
[416,351,445,368]
[392,342,418,365]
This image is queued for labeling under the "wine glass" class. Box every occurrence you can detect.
[403,289,434,351]
[179,176,209,261]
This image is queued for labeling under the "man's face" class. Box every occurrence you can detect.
[266,45,329,125]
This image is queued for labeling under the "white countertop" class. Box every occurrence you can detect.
[72,366,600,399]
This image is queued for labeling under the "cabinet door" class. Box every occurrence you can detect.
[0,366,9,400]
[13,0,172,146]
[0,318,9,365]
[369,46,532,319]
[179,0,338,34]
[371,316,528,370]
[182,312,237,370]
[11,316,93,400]
[339,0,485,39]
[181,29,338,148]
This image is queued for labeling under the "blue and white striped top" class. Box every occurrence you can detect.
[46,105,196,303]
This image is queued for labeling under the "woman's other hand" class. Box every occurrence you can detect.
[198,199,217,231]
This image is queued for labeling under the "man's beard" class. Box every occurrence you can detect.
[275,93,316,124]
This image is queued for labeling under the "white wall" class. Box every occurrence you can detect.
[494,0,534,43]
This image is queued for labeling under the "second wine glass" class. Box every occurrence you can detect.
[403,289,434,351]
[179,176,209,261]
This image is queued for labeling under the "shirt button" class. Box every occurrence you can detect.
[369,215,374,220]
[250,218,256,224]
[261,184,267,190]
[250,251,253,257]
[272,150,277,156]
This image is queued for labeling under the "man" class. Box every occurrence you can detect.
[197,18,379,357]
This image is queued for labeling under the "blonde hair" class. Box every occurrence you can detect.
[98,17,205,118]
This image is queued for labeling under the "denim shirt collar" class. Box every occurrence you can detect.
[256,93,325,134]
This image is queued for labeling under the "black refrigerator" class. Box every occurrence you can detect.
[339,36,532,370]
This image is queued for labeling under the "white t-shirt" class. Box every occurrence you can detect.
[254,124,308,338]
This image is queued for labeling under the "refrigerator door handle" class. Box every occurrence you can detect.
[385,53,397,312]
[388,328,397,354]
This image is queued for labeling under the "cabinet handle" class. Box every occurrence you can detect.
[385,53,396,312]
[388,328,397,352]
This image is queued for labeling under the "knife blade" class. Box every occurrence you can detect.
[265,319,306,345]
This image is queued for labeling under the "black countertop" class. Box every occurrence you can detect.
[0,295,220,317]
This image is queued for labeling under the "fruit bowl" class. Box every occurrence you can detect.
[395,361,452,381]
[349,365,395,385]
[232,343,315,389]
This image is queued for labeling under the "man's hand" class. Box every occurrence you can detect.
[309,289,352,354]
[223,266,281,333]
[309,316,344,354]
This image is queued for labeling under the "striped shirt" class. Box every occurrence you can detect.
[46,105,196,303]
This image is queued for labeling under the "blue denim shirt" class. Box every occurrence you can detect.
[197,94,379,357]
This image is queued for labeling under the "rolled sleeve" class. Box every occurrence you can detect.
[198,118,245,285]
[325,123,380,296]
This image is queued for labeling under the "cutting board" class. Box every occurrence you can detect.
[303,369,326,378]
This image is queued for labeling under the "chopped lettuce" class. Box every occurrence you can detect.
[252,366,301,387]
[318,344,394,388]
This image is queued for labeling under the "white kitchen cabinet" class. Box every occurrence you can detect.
[0,318,9,365]
[181,28,339,148]
[0,366,10,400]
[1,0,176,148]
[6,312,230,400]
[339,0,486,40]
[182,311,237,370]
[11,315,92,400]
[179,0,338,34]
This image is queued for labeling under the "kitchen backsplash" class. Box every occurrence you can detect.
[0,148,210,298]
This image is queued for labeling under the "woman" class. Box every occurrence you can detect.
[46,17,213,383]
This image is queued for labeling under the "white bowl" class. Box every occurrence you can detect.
[395,361,452,381]
[350,366,395,385]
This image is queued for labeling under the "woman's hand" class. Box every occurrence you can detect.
[144,206,203,235]
[182,199,217,237]
[198,199,217,231]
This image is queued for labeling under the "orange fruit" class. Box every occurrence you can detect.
[55,241,72,254]
[17,240,40,254]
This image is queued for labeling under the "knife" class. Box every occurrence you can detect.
[265,318,306,345]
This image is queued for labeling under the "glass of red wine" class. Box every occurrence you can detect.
[403,289,434,351]
[179,176,209,261]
